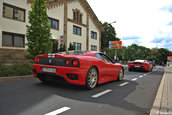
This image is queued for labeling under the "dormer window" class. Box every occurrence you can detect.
[73,9,83,23]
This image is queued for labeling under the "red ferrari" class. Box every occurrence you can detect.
[128,60,153,72]
[32,50,124,89]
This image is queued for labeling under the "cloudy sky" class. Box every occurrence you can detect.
[87,0,172,51]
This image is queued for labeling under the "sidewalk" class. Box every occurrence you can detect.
[150,65,172,115]
[0,75,33,83]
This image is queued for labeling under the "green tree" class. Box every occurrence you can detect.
[157,48,172,64]
[52,40,59,53]
[26,0,52,61]
[59,44,66,52]
[121,44,150,61]
[68,42,75,51]
[101,22,120,50]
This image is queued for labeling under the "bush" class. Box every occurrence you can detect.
[0,62,33,77]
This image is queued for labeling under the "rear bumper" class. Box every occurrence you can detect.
[32,64,88,85]
[129,65,149,71]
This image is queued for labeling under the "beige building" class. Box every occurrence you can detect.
[0,0,103,60]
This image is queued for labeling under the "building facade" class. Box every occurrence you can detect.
[0,0,103,60]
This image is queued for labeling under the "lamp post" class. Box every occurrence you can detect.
[111,21,116,24]
[110,21,117,61]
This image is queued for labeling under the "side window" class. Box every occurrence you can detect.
[95,53,113,64]
[95,53,102,60]
[101,54,113,63]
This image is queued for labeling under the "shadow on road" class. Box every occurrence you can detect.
[1,68,164,115]
[31,79,147,114]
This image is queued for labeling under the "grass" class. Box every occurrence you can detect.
[0,61,33,77]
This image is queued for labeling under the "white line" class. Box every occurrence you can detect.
[139,75,143,78]
[45,107,71,115]
[92,89,112,98]
[144,74,147,76]
[119,82,129,86]
[131,78,138,81]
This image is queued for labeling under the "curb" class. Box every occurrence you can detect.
[0,75,33,83]
[149,67,166,115]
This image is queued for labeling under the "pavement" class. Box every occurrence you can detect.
[0,75,33,83]
[0,65,172,115]
[150,65,172,115]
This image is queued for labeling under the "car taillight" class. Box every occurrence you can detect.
[72,60,79,66]
[65,60,71,66]
[34,58,40,63]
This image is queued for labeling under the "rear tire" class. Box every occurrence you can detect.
[85,67,98,89]
[118,68,124,81]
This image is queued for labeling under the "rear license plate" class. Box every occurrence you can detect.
[134,66,140,68]
[42,67,56,73]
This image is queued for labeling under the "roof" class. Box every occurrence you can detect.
[27,0,104,32]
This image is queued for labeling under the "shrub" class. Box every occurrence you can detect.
[0,62,33,77]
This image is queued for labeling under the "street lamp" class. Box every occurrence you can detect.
[110,21,116,24]
[110,21,118,61]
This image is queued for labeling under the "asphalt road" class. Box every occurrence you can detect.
[0,66,164,115]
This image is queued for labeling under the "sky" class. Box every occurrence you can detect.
[87,0,172,51]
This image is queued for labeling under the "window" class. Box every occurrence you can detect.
[73,25,81,36]
[2,32,25,47]
[73,9,83,23]
[95,53,114,63]
[57,51,90,55]
[91,31,97,39]
[48,17,59,30]
[95,53,102,60]
[91,45,97,51]
[101,54,113,63]
[3,3,25,22]
[73,42,81,50]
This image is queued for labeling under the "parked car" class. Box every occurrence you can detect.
[148,61,156,67]
[32,50,124,89]
[128,60,153,72]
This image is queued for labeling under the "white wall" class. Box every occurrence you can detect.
[0,0,65,50]
[67,22,87,50]
[89,18,99,51]
[0,0,31,50]
[47,5,64,41]
[0,0,101,52]
[67,1,87,25]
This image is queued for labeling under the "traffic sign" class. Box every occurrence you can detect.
[109,41,122,49]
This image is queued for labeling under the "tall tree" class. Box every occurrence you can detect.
[68,42,75,51]
[59,44,66,52]
[52,40,59,53]
[26,0,52,61]
[157,48,172,64]
[101,22,120,50]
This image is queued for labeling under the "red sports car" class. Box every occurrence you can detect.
[32,50,124,89]
[128,60,153,72]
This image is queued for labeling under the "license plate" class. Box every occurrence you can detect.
[134,66,140,68]
[42,67,56,73]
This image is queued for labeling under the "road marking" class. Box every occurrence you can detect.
[45,107,71,115]
[119,82,129,86]
[139,75,143,78]
[131,78,138,81]
[92,89,112,98]
[153,69,157,71]
[144,74,147,76]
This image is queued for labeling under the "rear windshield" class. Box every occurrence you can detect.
[56,50,90,55]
